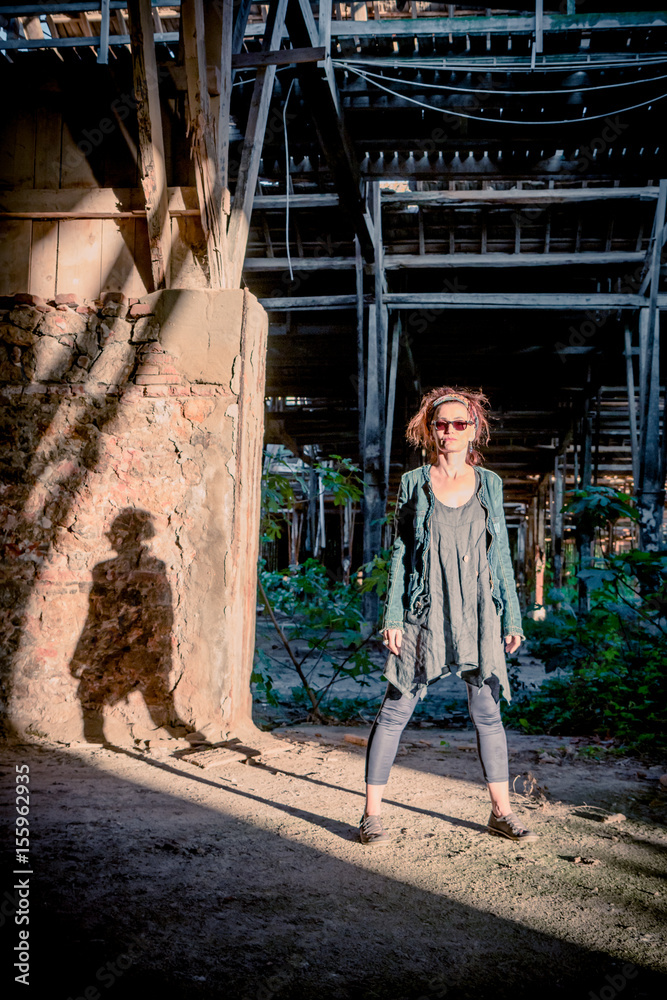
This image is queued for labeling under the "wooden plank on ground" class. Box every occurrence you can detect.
[183,747,250,769]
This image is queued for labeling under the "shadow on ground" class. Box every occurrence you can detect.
[1,740,664,1000]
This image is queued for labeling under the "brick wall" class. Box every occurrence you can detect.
[0,288,268,744]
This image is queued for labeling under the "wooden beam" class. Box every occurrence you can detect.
[355,235,365,458]
[232,0,253,65]
[372,181,387,420]
[637,178,667,551]
[218,0,233,215]
[327,12,667,35]
[384,313,400,491]
[0,188,340,216]
[127,0,172,290]
[181,0,227,287]
[383,292,653,309]
[624,323,640,491]
[227,0,289,287]
[319,0,332,51]
[97,0,110,64]
[382,187,660,206]
[15,187,651,216]
[242,251,646,270]
[232,46,325,69]
[535,0,544,54]
[551,450,566,591]
[290,0,338,112]
[260,295,358,310]
[577,384,594,613]
[0,30,178,50]
[259,292,667,311]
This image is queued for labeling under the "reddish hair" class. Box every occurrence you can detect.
[406,386,491,466]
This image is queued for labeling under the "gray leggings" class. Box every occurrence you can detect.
[365,677,509,785]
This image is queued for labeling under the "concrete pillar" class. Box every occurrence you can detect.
[0,288,267,743]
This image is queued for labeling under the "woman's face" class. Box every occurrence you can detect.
[431,401,476,458]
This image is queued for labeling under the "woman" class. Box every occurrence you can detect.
[359,387,537,846]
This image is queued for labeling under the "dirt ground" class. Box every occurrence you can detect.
[1,724,666,1000]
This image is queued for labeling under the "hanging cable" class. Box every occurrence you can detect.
[283,77,296,281]
[337,54,667,73]
[333,60,667,96]
[340,63,667,125]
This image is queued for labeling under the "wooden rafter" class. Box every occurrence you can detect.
[226,0,289,288]
[127,0,172,290]
[285,0,375,263]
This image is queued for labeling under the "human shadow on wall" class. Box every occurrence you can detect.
[69,508,187,744]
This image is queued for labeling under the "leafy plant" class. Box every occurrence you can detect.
[260,449,362,547]
[255,558,382,723]
[562,485,638,534]
[505,550,667,755]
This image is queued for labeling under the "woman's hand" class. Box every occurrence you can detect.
[383,629,403,656]
[504,634,522,655]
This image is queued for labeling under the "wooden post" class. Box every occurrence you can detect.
[525,496,537,612]
[355,235,365,454]
[97,0,110,64]
[577,391,594,614]
[384,314,400,492]
[516,515,527,608]
[127,0,172,291]
[319,0,332,51]
[552,451,565,592]
[371,182,387,429]
[593,387,602,485]
[232,0,254,58]
[362,292,384,622]
[624,322,640,491]
[534,477,547,616]
[637,178,667,551]
[218,0,233,218]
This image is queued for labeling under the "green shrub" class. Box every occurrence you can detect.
[254,558,381,721]
[505,551,667,755]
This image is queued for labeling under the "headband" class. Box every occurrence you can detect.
[431,394,479,431]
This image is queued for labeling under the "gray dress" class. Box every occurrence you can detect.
[384,468,511,703]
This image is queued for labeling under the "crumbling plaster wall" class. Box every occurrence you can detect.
[0,288,267,744]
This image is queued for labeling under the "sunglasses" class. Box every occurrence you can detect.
[432,419,475,432]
